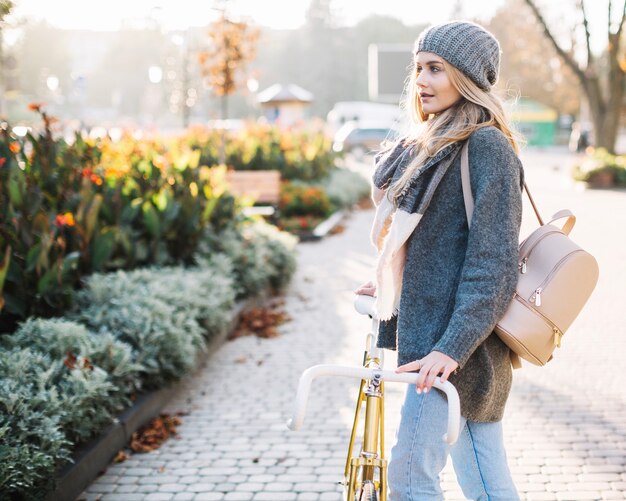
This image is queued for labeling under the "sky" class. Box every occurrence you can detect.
[10,0,507,31]
[7,0,613,54]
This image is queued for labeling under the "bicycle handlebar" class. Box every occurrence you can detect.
[287,364,461,445]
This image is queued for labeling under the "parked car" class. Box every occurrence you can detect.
[332,121,398,157]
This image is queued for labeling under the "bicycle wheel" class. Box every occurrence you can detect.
[358,480,378,501]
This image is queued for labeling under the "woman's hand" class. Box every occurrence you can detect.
[395,351,459,393]
[354,281,376,297]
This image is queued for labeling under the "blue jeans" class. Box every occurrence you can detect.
[387,386,519,501]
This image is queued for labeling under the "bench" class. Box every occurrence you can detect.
[225,169,281,217]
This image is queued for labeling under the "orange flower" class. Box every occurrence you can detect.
[81,167,93,178]
[64,212,75,226]
[55,214,66,227]
[90,174,103,185]
[0,157,6,168]
[55,212,76,228]
[9,142,20,154]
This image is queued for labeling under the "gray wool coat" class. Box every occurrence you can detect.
[373,126,524,422]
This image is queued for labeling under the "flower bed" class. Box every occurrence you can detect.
[277,168,371,238]
[0,220,297,499]
[573,148,626,188]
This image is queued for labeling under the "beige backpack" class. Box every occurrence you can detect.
[460,142,599,368]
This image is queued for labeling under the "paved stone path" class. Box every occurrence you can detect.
[80,148,626,501]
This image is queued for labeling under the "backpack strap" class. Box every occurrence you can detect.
[460,141,546,228]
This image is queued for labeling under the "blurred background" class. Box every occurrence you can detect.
[1,0,620,151]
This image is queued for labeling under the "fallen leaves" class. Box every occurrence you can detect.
[129,414,183,454]
[113,450,129,463]
[229,299,291,340]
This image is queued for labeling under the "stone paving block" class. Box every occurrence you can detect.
[296,494,319,501]
[214,483,237,491]
[87,482,117,494]
[185,483,217,493]
[195,494,226,501]
[226,474,249,483]
[158,483,183,492]
[252,493,297,501]
[139,475,181,485]
[601,492,626,500]
[294,483,342,493]
[517,482,550,492]
[239,467,267,475]
[179,475,202,484]
[580,473,623,482]
[100,494,145,501]
[144,493,175,501]
[318,493,342,501]
[116,484,139,493]
[234,482,265,492]
[576,482,614,491]
[527,493,558,501]
[95,475,120,484]
[222,493,253,501]
[137,484,159,493]
[262,482,293,491]
[172,494,195,501]
[556,492,602,500]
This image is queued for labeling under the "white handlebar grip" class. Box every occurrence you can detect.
[286,365,461,445]
[354,294,377,318]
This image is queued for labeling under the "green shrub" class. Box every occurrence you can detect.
[5,317,142,394]
[0,344,126,445]
[316,168,371,209]
[197,221,297,298]
[72,294,203,390]
[0,375,70,499]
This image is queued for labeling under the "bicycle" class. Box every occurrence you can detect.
[288,294,461,501]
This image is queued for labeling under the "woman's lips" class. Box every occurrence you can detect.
[420,93,434,100]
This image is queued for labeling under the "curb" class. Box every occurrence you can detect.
[50,296,259,501]
[298,208,349,242]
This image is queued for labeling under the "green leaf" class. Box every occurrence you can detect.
[61,251,80,280]
[201,196,219,224]
[8,170,23,209]
[0,246,10,311]
[91,229,116,271]
[153,188,168,212]
[37,265,59,295]
[25,244,40,273]
[142,202,160,238]
[84,194,103,242]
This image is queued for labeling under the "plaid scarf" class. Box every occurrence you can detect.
[370,139,464,320]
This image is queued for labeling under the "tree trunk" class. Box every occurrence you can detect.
[219,94,228,165]
[581,73,622,153]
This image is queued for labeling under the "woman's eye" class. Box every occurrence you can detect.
[430,66,440,73]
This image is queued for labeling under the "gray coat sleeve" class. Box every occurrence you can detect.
[432,128,523,368]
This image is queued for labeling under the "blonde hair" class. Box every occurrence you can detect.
[381,57,521,207]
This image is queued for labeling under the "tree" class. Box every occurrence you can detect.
[197,14,259,121]
[197,9,259,163]
[487,0,580,116]
[524,0,626,152]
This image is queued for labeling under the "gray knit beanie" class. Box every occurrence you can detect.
[415,21,501,90]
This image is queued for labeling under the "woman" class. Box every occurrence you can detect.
[355,21,523,500]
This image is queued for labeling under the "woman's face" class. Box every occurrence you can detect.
[415,51,462,115]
